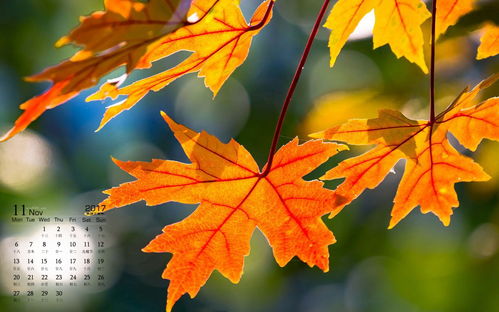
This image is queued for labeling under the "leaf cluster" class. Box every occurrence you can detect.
[1,0,498,311]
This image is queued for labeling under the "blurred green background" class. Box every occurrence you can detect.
[0,0,498,311]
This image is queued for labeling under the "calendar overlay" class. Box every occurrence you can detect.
[1,205,117,310]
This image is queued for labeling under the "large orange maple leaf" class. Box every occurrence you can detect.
[93,112,346,311]
[1,0,274,141]
[311,75,498,228]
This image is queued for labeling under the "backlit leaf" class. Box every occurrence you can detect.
[1,0,193,142]
[92,112,347,311]
[325,0,431,73]
[311,75,498,228]
[87,0,274,130]
[1,0,274,141]
[436,0,475,39]
[477,23,499,60]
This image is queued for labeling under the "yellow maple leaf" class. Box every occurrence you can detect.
[311,75,498,227]
[325,0,431,73]
[1,0,274,141]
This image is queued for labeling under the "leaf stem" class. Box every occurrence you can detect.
[261,0,331,176]
[248,0,275,31]
[430,0,437,123]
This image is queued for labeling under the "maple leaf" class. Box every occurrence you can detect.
[325,0,431,73]
[435,0,475,39]
[477,23,499,60]
[1,0,274,141]
[0,0,196,142]
[86,0,275,130]
[92,112,346,311]
[311,74,499,228]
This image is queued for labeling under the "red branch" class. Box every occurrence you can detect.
[261,0,331,177]
[430,0,437,123]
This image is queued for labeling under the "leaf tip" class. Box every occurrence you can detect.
[85,93,100,102]
[160,111,171,121]
[420,64,429,75]
[387,217,400,230]
[110,156,127,169]
[0,129,13,143]
[329,57,337,68]
[24,75,38,82]
[438,214,451,227]
[160,111,177,129]
[55,36,71,48]
[141,246,153,253]
[479,73,499,89]
[166,301,173,312]
[211,88,220,99]
[328,209,340,219]
[336,144,349,153]
[160,112,190,139]
[95,123,105,133]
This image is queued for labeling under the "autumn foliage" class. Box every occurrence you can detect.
[311,75,499,227]
[477,23,499,60]
[1,0,274,141]
[1,0,498,311]
[95,112,345,311]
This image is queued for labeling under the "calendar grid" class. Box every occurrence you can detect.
[2,210,114,309]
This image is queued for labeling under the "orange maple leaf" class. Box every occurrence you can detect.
[325,0,431,73]
[88,0,274,130]
[311,75,499,228]
[1,0,194,142]
[477,23,499,60]
[93,112,346,311]
[1,0,274,141]
[435,0,475,39]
